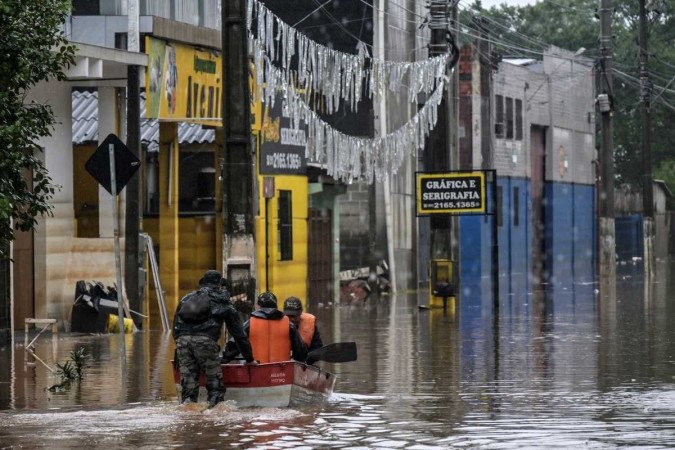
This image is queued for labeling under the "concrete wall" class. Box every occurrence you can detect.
[458,45,597,318]
[614,183,672,260]
[492,51,595,185]
[338,183,378,270]
[28,81,74,325]
[71,16,154,48]
[26,82,124,330]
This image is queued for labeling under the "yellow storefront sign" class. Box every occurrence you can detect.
[145,36,222,126]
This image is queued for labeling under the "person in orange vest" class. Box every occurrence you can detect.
[245,291,307,364]
[283,296,323,354]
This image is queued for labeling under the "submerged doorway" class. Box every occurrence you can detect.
[308,208,332,306]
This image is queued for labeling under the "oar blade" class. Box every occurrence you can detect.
[308,342,357,363]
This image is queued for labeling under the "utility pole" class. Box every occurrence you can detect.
[472,16,498,310]
[449,2,461,288]
[427,0,452,282]
[222,0,256,298]
[639,0,654,276]
[472,17,492,171]
[598,0,616,282]
[125,0,141,325]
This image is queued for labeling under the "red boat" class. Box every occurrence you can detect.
[172,361,336,407]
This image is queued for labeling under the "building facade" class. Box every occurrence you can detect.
[458,44,597,318]
[1,0,343,336]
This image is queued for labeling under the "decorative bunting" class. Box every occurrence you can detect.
[254,40,446,184]
[245,0,451,184]
[248,0,449,115]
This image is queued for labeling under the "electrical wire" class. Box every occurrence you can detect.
[356,0,427,21]
[614,74,675,113]
[299,16,372,31]
[457,0,611,69]
[306,0,374,48]
[470,15,548,51]
[613,68,675,96]
[293,0,335,28]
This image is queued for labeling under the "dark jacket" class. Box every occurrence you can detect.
[173,286,254,363]
[308,325,323,354]
[245,308,308,362]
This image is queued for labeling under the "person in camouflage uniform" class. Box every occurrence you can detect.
[173,270,257,406]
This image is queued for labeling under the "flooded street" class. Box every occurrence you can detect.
[1,261,675,448]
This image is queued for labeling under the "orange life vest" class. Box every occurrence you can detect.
[298,312,316,347]
[249,316,292,363]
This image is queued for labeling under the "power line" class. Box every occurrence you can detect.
[293,0,335,28]
[613,68,675,95]
[356,0,427,21]
[300,16,372,31]
[470,14,548,51]
[306,0,374,48]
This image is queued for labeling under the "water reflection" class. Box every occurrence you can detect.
[0,261,674,447]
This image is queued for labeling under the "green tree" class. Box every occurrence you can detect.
[0,0,75,257]
[461,0,675,196]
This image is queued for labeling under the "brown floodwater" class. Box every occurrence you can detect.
[1,260,674,448]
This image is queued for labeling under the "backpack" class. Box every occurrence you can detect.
[177,290,212,324]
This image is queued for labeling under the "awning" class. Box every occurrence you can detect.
[72,91,215,152]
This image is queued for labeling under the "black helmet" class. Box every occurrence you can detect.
[199,270,223,288]
[283,296,303,316]
[257,291,278,308]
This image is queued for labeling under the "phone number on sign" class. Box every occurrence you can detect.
[424,201,481,210]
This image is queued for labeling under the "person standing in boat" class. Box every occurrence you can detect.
[246,291,308,363]
[283,296,323,355]
[173,270,257,407]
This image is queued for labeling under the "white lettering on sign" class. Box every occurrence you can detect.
[271,371,286,384]
[422,191,480,201]
[425,179,471,190]
[417,172,486,214]
[281,128,307,146]
[266,153,302,170]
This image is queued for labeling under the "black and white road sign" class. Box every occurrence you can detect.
[85,133,140,195]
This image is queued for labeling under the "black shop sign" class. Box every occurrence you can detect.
[416,171,486,215]
[259,98,307,175]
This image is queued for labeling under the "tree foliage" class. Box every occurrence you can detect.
[461,0,675,194]
[0,0,75,257]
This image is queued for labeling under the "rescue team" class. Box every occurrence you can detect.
[172,270,323,407]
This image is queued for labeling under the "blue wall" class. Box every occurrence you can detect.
[545,182,596,285]
[459,177,596,322]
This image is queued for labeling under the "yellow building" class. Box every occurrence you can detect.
[143,36,315,327]
[254,97,309,305]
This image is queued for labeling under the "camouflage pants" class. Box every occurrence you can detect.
[176,335,224,405]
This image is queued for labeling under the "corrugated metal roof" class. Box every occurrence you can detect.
[72,91,99,143]
[72,91,215,151]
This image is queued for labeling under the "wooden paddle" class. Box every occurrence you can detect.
[307,342,357,364]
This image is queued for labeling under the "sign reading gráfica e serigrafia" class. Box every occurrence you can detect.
[416,171,486,215]
[259,96,308,175]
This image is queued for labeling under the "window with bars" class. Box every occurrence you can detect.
[515,99,523,140]
[495,95,504,138]
[278,190,293,261]
[506,97,514,139]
